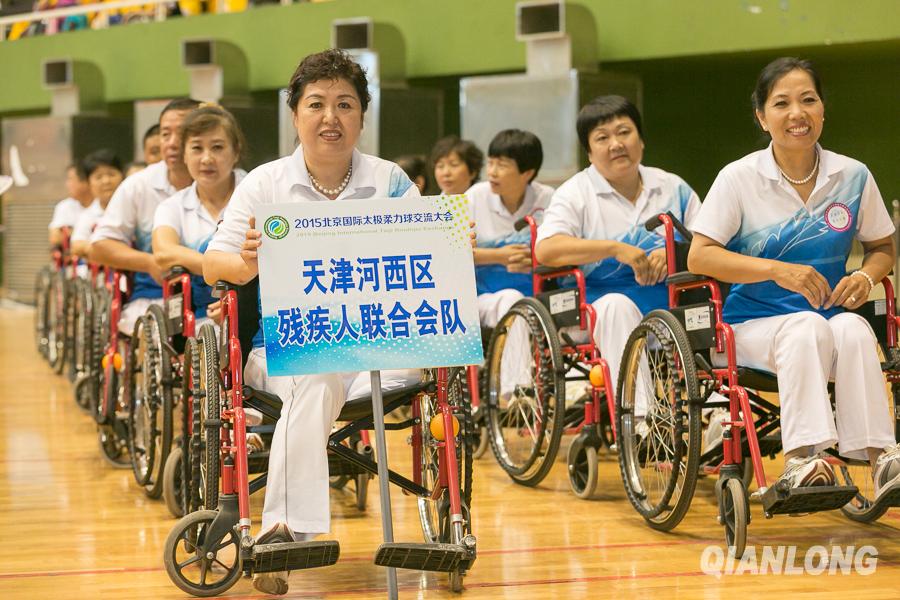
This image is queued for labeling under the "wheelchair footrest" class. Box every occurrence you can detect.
[252,540,340,573]
[762,484,858,516]
[374,542,466,572]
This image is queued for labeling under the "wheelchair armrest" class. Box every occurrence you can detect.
[213,280,238,298]
[165,266,188,280]
[667,271,708,286]
[534,265,578,276]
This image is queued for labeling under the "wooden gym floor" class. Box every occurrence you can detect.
[1,306,899,599]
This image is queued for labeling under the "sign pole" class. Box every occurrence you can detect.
[369,370,399,599]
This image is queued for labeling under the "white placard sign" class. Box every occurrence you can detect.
[255,195,482,376]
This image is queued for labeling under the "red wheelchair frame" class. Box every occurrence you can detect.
[163,279,478,597]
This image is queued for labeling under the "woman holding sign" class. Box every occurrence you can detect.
[203,49,421,596]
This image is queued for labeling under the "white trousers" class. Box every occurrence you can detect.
[565,293,647,413]
[118,297,162,335]
[477,289,532,394]
[718,311,894,460]
[244,347,421,534]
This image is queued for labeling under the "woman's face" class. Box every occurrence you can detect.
[434,151,474,195]
[292,78,363,163]
[183,126,238,191]
[756,69,824,153]
[587,115,644,184]
[89,166,123,206]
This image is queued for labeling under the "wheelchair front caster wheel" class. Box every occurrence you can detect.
[164,509,242,597]
[567,437,599,499]
[719,477,748,558]
[163,445,185,518]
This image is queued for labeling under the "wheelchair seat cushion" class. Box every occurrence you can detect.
[337,381,433,422]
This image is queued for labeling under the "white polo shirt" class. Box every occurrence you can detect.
[692,143,894,324]
[48,197,85,230]
[70,200,103,244]
[153,171,246,317]
[208,145,418,346]
[467,180,554,296]
[536,164,700,313]
[91,160,179,300]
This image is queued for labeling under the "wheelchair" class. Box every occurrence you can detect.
[616,212,900,557]
[163,279,478,596]
[484,215,616,496]
[91,269,134,468]
[37,231,72,371]
[71,263,106,413]
[129,267,199,501]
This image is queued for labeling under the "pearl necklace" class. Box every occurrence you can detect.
[308,164,352,196]
[780,151,819,185]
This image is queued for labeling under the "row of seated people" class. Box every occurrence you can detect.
[44,48,900,594]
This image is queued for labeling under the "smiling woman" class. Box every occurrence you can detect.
[686,57,900,494]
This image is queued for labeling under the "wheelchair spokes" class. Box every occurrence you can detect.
[486,299,565,486]
[617,311,700,531]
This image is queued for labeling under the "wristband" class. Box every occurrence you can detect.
[851,269,875,293]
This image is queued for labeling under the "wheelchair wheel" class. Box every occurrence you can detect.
[838,376,899,522]
[47,270,68,373]
[89,288,110,422]
[98,423,130,468]
[163,509,242,597]
[72,279,94,412]
[567,436,598,499]
[485,298,565,487]
[616,310,702,532]
[34,266,51,356]
[417,368,474,592]
[64,277,80,382]
[717,477,748,558]
[195,323,220,511]
[130,306,174,498]
[163,443,185,518]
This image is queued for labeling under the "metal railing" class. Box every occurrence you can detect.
[0,0,297,41]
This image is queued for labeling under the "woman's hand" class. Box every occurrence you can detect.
[613,242,653,285]
[240,216,262,278]
[771,261,831,309]
[647,248,668,284]
[469,220,477,249]
[825,274,870,310]
[207,300,223,324]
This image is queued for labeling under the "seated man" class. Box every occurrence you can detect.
[89,98,200,334]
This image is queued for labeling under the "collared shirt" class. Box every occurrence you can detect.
[536,164,700,313]
[91,160,179,300]
[467,180,554,296]
[207,145,418,346]
[48,197,86,230]
[153,171,246,317]
[71,199,103,243]
[691,143,894,324]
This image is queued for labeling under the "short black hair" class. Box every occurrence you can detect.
[81,148,123,179]
[576,95,643,152]
[429,136,484,184]
[143,123,160,143]
[159,98,202,121]
[286,49,370,113]
[488,129,543,182]
[751,57,824,126]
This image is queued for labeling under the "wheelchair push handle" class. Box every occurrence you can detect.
[644,211,694,242]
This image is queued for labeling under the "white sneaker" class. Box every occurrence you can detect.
[776,455,835,489]
[874,443,900,501]
[704,408,729,452]
[252,523,293,595]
